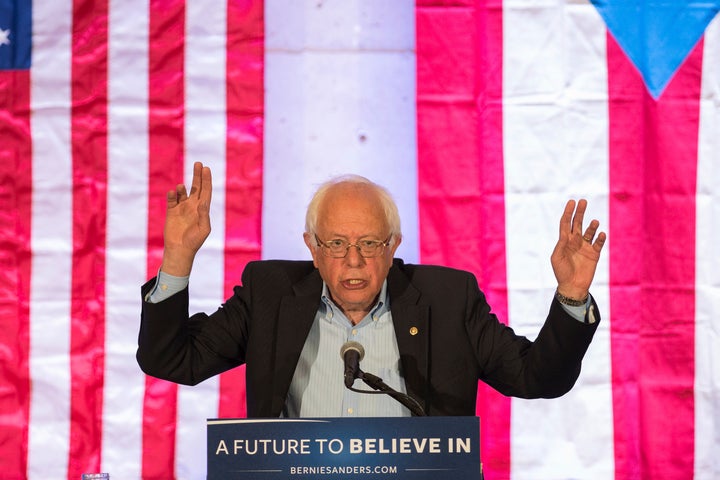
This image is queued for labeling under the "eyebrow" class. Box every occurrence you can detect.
[325,234,384,241]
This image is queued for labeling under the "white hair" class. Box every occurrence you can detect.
[304,174,402,243]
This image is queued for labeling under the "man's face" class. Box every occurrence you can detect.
[304,183,401,322]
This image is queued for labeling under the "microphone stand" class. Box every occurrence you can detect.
[348,370,426,417]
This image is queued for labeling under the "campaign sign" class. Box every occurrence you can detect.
[207,417,482,479]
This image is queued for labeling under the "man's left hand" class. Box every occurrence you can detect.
[551,199,607,301]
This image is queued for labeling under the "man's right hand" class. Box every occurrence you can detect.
[160,161,212,276]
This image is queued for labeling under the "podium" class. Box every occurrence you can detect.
[207,416,483,479]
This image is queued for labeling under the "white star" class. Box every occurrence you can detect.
[0,29,10,46]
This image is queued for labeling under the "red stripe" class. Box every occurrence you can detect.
[416,2,511,478]
[473,3,511,478]
[608,34,700,480]
[142,0,186,476]
[68,0,109,476]
[0,70,32,477]
[218,0,264,419]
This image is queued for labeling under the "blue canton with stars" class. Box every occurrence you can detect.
[0,0,31,70]
[590,0,720,98]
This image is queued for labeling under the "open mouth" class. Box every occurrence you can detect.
[342,279,367,289]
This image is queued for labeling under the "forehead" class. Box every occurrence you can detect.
[316,183,388,236]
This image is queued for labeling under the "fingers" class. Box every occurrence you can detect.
[582,219,599,242]
[560,198,606,243]
[166,184,187,208]
[166,189,178,208]
[582,219,607,249]
[561,198,590,236]
[189,161,212,203]
[197,165,213,232]
[571,199,588,234]
[176,162,212,199]
[591,230,607,252]
[167,162,212,223]
[567,198,607,252]
[559,199,576,237]
[189,161,203,196]
[199,164,212,208]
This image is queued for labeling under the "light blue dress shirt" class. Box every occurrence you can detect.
[282,280,411,418]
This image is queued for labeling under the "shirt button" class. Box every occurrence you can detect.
[351,329,358,336]
[347,408,354,414]
[160,284,168,291]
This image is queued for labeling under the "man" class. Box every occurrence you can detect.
[137,162,606,417]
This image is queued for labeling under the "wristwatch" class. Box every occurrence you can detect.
[555,289,588,307]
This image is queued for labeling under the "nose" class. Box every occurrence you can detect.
[344,244,366,267]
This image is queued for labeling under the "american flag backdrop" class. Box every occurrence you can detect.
[1,0,719,479]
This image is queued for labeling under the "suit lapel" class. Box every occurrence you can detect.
[271,269,323,415]
[387,264,430,414]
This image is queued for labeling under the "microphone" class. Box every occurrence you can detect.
[340,341,365,388]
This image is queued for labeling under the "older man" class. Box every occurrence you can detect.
[137,162,606,417]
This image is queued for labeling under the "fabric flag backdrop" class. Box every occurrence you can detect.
[1,0,719,479]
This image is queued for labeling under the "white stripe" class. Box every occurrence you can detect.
[102,0,150,476]
[503,2,614,478]
[176,0,227,477]
[27,1,73,477]
[262,0,418,262]
[695,14,720,480]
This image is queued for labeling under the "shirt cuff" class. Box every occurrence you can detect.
[145,270,189,303]
[559,296,597,324]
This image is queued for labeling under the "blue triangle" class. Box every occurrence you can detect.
[590,0,720,98]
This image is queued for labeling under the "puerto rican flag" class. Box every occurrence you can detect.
[1,0,719,478]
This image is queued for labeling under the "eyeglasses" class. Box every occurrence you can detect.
[314,235,391,258]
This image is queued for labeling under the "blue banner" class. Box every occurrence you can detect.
[207,417,482,479]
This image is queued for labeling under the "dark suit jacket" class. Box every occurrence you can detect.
[137,259,599,417]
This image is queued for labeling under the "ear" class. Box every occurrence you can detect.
[303,232,319,268]
[389,234,402,257]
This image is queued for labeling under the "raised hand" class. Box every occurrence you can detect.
[160,162,213,276]
[550,199,606,301]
